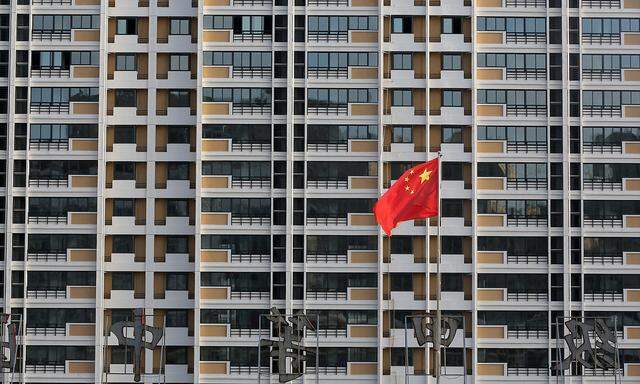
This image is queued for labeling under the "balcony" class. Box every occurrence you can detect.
[233,32,271,42]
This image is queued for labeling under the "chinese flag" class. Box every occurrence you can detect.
[373,158,439,236]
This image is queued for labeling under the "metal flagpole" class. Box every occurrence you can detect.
[435,152,443,383]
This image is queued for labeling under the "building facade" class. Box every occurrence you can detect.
[0,0,639,381]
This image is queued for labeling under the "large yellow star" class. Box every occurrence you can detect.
[419,169,432,184]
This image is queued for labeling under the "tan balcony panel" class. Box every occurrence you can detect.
[476,32,503,44]
[201,213,229,225]
[627,327,640,339]
[625,215,640,228]
[350,251,377,263]
[477,215,504,227]
[478,289,504,301]
[478,363,505,376]
[349,325,377,337]
[69,286,96,299]
[625,69,640,81]
[202,176,229,189]
[203,103,230,115]
[203,30,231,43]
[626,179,640,191]
[69,249,97,262]
[477,105,504,117]
[205,0,231,4]
[477,0,502,5]
[70,212,97,225]
[626,253,640,264]
[73,30,100,41]
[71,139,98,151]
[624,33,640,45]
[201,287,228,300]
[202,139,230,152]
[350,177,377,189]
[351,103,378,115]
[73,103,99,115]
[351,140,378,152]
[351,67,378,79]
[477,140,504,153]
[476,68,503,80]
[201,250,229,263]
[68,361,95,373]
[71,175,98,188]
[200,362,228,374]
[350,213,376,226]
[624,142,640,154]
[351,31,378,43]
[76,0,101,4]
[477,326,505,339]
[629,364,640,376]
[627,289,640,302]
[203,66,230,78]
[200,324,228,337]
[349,362,377,375]
[68,324,95,337]
[477,252,504,264]
[477,178,504,190]
[625,0,640,7]
[350,288,377,300]
[73,66,99,78]
[625,105,640,118]
[351,0,377,5]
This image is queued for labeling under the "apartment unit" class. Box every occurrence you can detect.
[0,0,638,381]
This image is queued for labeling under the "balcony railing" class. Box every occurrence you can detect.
[231,177,270,189]
[506,328,548,339]
[583,291,623,301]
[582,142,623,154]
[229,291,269,300]
[582,105,622,117]
[583,217,623,227]
[27,253,67,262]
[583,179,623,191]
[306,254,348,263]
[506,178,547,190]
[233,32,271,42]
[505,0,545,6]
[307,142,348,152]
[308,68,349,79]
[307,328,348,337]
[507,367,547,376]
[506,254,548,264]
[232,105,270,115]
[307,105,349,115]
[306,217,348,225]
[505,68,546,80]
[29,140,69,151]
[30,103,70,114]
[31,68,71,78]
[26,290,66,299]
[308,32,349,42]
[232,67,272,78]
[505,32,546,44]
[231,142,271,152]
[582,69,622,81]
[306,291,348,300]
[582,33,621,45]
[233,0,272,4]
[506,291,547,301]
[28,216,67,224]
[33,0,72,4]
[230,216,270,225]
[506,141,547,153]
[29,178,69,188]
[505,105,547,117]
[31,31,71,40]
[229,366,270,374]
[229,328,269,337]
[584,254,623,265]
[26,327,65,336]
[25,364,65,373]
[306,180,349,189]
[229,254,270,263]
[581,0,620,7]
[307,0,348,5]
[506,217,547,227]
[306,366,348,375]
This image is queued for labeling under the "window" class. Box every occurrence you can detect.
[442,126,463,143]
[0,51,7,77]
[115,54,136,71]
[549,16,561,44]
[391,53,412,70]
[113,199,135,216]
[71,51,99,66]
[391,16,412,33]
[0,15,7,41]
[113,235,135,253]
[116,18,137,35]
[17,14,29,41]
[112,272,133,290]
[166,310,188,327]
[115,89,136,107]
[167,200,188,217]
[15,88,27,114]
[549,53,562,81]
[114,126,136,144]
[442,17,462,34]
[168,90,190,107]
[114,162,135,180]
[549,89,562,117]
[392,90,412,106]
[16,51,28,78]
[14,124,27,150]
[392,126,412,143]
[442,54,462,70]
[166,273,188,290]
[443,90,462,107]
[203,15,232,30]
[170,54,189,71]
[170,19,189,35]
[168,126,190,144]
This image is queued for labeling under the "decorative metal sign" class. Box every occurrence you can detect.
[259,307,317,383]
[0,313,17,372]
[109,308,164,382]
[554,317,619,372]
[411,313,460,348]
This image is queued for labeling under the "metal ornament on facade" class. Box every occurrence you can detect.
[0,313,17,373]
[411,313,460,348]
[553,317,620,373]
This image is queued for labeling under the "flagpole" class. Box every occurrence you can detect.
[435,151,443,383]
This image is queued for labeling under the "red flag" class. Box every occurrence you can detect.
[373,158,439,236]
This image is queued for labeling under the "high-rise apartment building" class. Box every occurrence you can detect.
[1,0,639,381]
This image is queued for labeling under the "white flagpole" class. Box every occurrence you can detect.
[435,151,443,383]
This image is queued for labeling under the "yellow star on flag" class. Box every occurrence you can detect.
[419,169,432,184]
